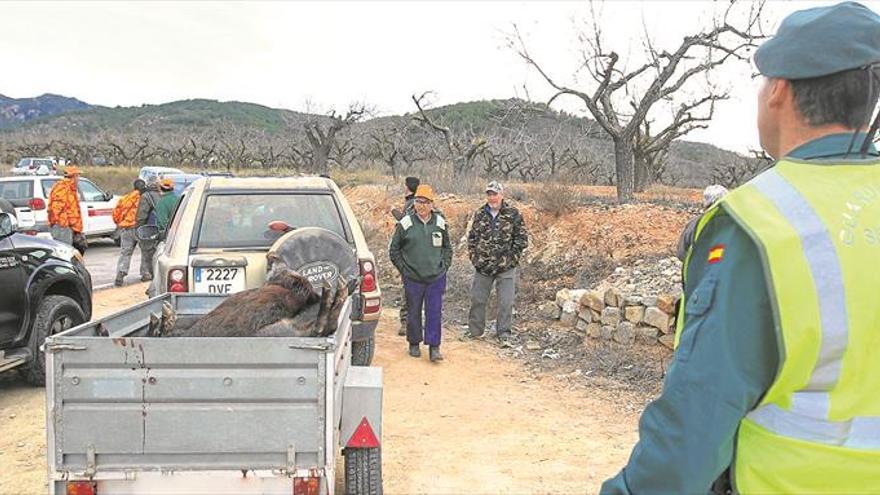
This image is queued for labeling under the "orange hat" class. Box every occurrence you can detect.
[414,184,435,202]
[159,178,174,191]
[63,166,80,177]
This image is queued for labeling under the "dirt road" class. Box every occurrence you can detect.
[0,285,640,494]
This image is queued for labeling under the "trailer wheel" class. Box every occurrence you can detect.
[350,335,375,366]
[22,295,85,386]
[344,447,382,495]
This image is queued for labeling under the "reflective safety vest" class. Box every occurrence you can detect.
[676,159,880,493]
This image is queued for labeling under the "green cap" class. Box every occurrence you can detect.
[755,1,880,80]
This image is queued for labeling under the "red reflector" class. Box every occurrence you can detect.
[293,476,320,495]
[88,208,113,217]
[168,268,188,293]
[346,417,380,448]
[29,198,46,210]
[169,282,187,293]
[66,481,97,495]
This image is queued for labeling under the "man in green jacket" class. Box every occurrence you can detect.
[602,3,880,493]
[388,184,453,362]
[155,178,179,233]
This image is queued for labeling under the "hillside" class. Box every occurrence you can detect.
[0,93,92,128]
[0,95,751,187]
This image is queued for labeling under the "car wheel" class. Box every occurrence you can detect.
[22,295,86,387]
[351,335,375,366]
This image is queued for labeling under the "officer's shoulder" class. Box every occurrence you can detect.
[398,215,414,230]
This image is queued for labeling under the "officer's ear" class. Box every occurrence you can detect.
[766,78,794,112]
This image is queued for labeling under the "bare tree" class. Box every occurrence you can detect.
[303,104,367,174]
[512,0,765,202]
[710,149,771,188]
[411,92,489,175]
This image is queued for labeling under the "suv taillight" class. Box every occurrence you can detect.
[359,259,377,293]
[294,477,320,495]
[167,267,188,293]
[29,198,46,210]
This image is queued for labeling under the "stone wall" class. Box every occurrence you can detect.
[538,287,678,349]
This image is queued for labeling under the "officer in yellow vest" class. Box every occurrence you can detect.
[602,2,880,493]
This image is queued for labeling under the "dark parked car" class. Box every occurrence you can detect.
[0,212,92,385]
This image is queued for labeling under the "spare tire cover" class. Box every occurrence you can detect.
[268,227,358,290]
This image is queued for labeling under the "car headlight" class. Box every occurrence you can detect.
[52,244,77,261]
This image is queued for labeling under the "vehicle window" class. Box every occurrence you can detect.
[34,159,54,168]
[16,159,30,169]
[0,181,34,200]
[195,193,347,249]
[164,190,190,253]
[41,178,60,197]
[79,180,106,202]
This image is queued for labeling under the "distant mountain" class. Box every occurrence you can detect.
[0,93,92,128]
[0,94,753,187]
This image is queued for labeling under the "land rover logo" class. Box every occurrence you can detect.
[298,261,339,286]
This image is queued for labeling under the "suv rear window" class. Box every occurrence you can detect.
[0,180,34,200]
[41,178,60,197]
[194,193,348,249]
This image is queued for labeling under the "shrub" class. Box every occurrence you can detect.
[531,182,580,218]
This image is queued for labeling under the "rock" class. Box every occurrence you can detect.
[624,306,645,323]
[526,341,543,351]
[539,302,562,320]
[600,325,614,340]
[577,307,592,322]
[624,295,644,306]
[604,288,622,307]
[659,334,675,349]
[560,300,579,327]
[576,319,589,333]
[643,296,658,306]
[644,306,671,333]
[656,294,677,315]
[8,413,15,419]
[580,291,605,312]
[613,322,635,344]
[16,442,25,448]
[555,289,570,307]
[568,289,587,303]
[636,326,660,344]
[586,323,601,339]
[600,307,621,326]
[590,309,602,322]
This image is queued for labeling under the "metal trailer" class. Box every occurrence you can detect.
[44,293,383,495]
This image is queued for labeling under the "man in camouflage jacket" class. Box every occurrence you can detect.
[466,180,528,341]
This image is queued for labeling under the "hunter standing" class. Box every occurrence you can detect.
[390,176,421,336]
[113,178,146,286]
[135,177,163,282]
[47,166,83,249]
[388,184,452,362]
[466,180,529,343]
[155,178,179,232]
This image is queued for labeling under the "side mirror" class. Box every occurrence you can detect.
[136,225,161,242]
[104,192,113,201]
[0,212,18,238]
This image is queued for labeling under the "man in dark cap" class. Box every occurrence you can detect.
[603,3,880,493]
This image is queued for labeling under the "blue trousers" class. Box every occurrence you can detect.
[404,274,446,347]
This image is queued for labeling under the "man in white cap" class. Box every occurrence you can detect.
[465,180,529,343]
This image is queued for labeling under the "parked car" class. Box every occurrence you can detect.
[137,166,185,182]
[11,157,57,176]
[0,175,120,241]
[151,176,382,365]
[165,173,205,195]
[0,211,93,385]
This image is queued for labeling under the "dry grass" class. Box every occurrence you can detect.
[530,182,581,218]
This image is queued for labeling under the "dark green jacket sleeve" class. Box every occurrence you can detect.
[601,212,779,494]
[388,223,405,275]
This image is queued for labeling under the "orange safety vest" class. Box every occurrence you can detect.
[112,189,141,228]
[47,178,83,233]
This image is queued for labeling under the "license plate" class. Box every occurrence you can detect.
[193,267,246,295]
[14,208,35,228]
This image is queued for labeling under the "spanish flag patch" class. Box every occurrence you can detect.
[708,244,725,264]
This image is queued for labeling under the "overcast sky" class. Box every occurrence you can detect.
[1,0,854,153]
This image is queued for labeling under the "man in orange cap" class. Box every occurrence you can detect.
[47,166,83,249]
[388,184,453,362]
[154,178,179,232]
